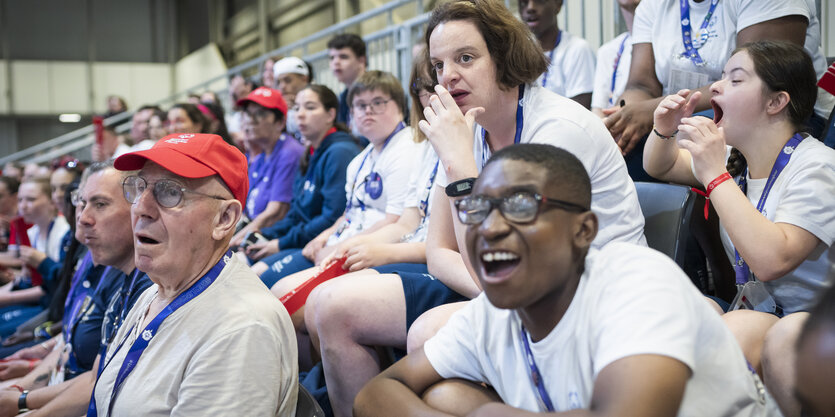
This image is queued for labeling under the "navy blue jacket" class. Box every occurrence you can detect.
[261,130,360,249]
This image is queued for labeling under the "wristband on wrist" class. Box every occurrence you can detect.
[691,172,733,220]
[18,390,28,412]
[445,178,476,198]
[652,125,677,140]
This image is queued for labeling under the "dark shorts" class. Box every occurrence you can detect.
[259,249,315,289]
[390,267,468,330]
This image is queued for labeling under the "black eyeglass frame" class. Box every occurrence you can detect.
[454,191,589,225]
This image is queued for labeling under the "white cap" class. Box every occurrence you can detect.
[273,57,309,78]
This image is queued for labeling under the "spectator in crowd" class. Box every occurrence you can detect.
[644,40,835,417]
[296,50,468,415]
[244,85,360,264]
[0,178,19,253]
[0,161,153,416]
[90,133,298,416]
[274,56,313,137]
[328,34,367,128]
[104,96,128,119]
[591,0,640,117]
[144,108,168,148]
[128,105,161,145]
[254,71,418,289]
[227,74,258,147]
[167,103,209,136]
[200,91,220,106]
[262,56,282,89]
[519,0,596,109]
[356,144,779,416]
[198,102,233,145]
[231,87,304,247]
[0,178,70,337]
[91,127,128,162]
[2,164,23,182]
[605,0,832,181]
[22,164,50,182]
[795,284,835,417]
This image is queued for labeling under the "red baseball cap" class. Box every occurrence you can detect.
[236,87,288,116]
[114,133,249,206]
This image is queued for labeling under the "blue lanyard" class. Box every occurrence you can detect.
[347,122,405,211]
[65,266,110,348]
[608,34,629,106]
[481,85,525,168]
[64,253,94,312]
[520,326,555,412]
[734,134,804,285]
[418,160,440,220]
[541,31,562,88]
[34,220,56,253]
[88,252,230,417]
[679,0,719,66]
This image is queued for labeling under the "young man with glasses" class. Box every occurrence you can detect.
[230,86,304,248]
[356,144,779,416]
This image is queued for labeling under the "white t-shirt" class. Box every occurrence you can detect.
[591,32,633,110]
[92,256,298,417]
[27,215,70,262]
[436,84,646,249]
[328,126,419,245]
[402,141,440,244]
[424,242,779,416]
[632,0,835,119]
[535,31,596,99]
[719,138,835,313]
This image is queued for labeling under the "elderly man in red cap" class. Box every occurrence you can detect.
[88,133,298,417]
[231,86,304,248]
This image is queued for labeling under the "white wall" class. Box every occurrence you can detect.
[0,60,172,115]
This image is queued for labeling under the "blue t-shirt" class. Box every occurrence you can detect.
[246,133,305,219]
[64,269,152,379]
[261,130,360,250]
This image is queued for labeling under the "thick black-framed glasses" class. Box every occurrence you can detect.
[454,191,588,225]
[122,175,226,208]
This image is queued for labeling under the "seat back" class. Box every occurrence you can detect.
[296,384,326,417]
[635,182,735,301]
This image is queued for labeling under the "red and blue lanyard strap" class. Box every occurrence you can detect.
[347,122,405,210]
[608,34,630,106]
[733,133,804,285]
[679,0,719,67]
[480,85,525,168]
[88,252,230,417]
[520,326,556,412]
[540,31,562,88]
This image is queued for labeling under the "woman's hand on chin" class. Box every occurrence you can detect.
[419,85,484,180]
[676,116,728,185]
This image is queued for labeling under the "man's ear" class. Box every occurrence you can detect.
[573,211,598,250]
[212,199,242,241]
[766,90,791,117]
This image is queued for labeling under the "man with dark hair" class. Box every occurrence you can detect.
[327,34,367,127]
[356,143,779,416]
[227,74,259,146]
[0,161,152,416]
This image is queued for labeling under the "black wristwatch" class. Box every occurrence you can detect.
[445,177,476,197]
[18,390,29,412]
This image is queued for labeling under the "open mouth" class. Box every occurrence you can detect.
[449,89,469,104]
[480,250,520,277]
[711,99,723,125]
[136,234,160,245]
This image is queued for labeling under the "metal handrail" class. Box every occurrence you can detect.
[1,0,425,166]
